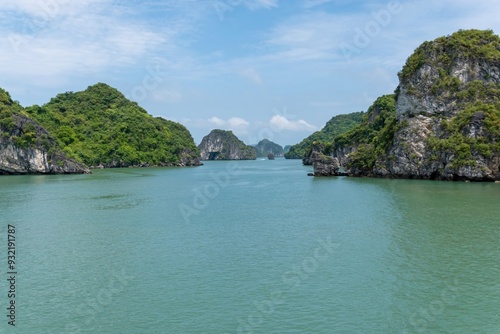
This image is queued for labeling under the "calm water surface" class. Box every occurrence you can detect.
[0,159,499,333]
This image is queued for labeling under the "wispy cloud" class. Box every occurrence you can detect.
[2,0,106,17]
[152,89,182,102]
[208,117,226,127]
[264,11,349,62]
[209,116,250,129]
[269,115,317,132]
[243,0,279,10]
[237,67,263,84]
[0,0,169,86]
[184,116,251,138]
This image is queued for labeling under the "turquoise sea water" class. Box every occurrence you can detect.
[0,159,499,333]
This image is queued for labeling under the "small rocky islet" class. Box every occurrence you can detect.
[197,129,256,160]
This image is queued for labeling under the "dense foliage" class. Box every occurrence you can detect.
[399,29,500,81]
[284,111,364,159]
[333,95,397,172]
[0,88,45,149]
[427,99,500,169]
[26,83,199,166]
[0,88,21,133]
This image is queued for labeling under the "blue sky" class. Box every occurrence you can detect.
[1,0,499,146]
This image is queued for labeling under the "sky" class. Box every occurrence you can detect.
[1,0,500,147]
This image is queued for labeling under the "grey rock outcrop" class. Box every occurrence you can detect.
[334,29,500,181]
[198,129,256,160]
[305,142,342,176]
[312,151,341,176]
[0,114,90,174]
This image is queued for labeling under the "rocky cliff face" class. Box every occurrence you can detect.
[0,114,89,174]
[333,29,500,181]
[312,153,341,176]
[301,142,342,175]
[380,30,500,181]
[198,129,256,160]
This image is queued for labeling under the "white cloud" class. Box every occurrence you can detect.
[205,117,250,132]
[237,67,263,84]
[265,11,350,62]
[185,116,251,139]
[0,0,176,86]
[2,0,106,18]
[208,117,226,127]
[227,117,250,128]
[269,115,316,132]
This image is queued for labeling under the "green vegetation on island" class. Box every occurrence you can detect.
[0,89,31,146]
[285,111,364,159]
[399,29,500,81]
[320,29,500,181]
[333,95,397,173]
[26,83,201,167]
[292,29,500,176]
[1,88,58,152]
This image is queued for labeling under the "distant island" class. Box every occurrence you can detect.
[254,139,284,158]
[301,29,500,181]
[198,129,256,160]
